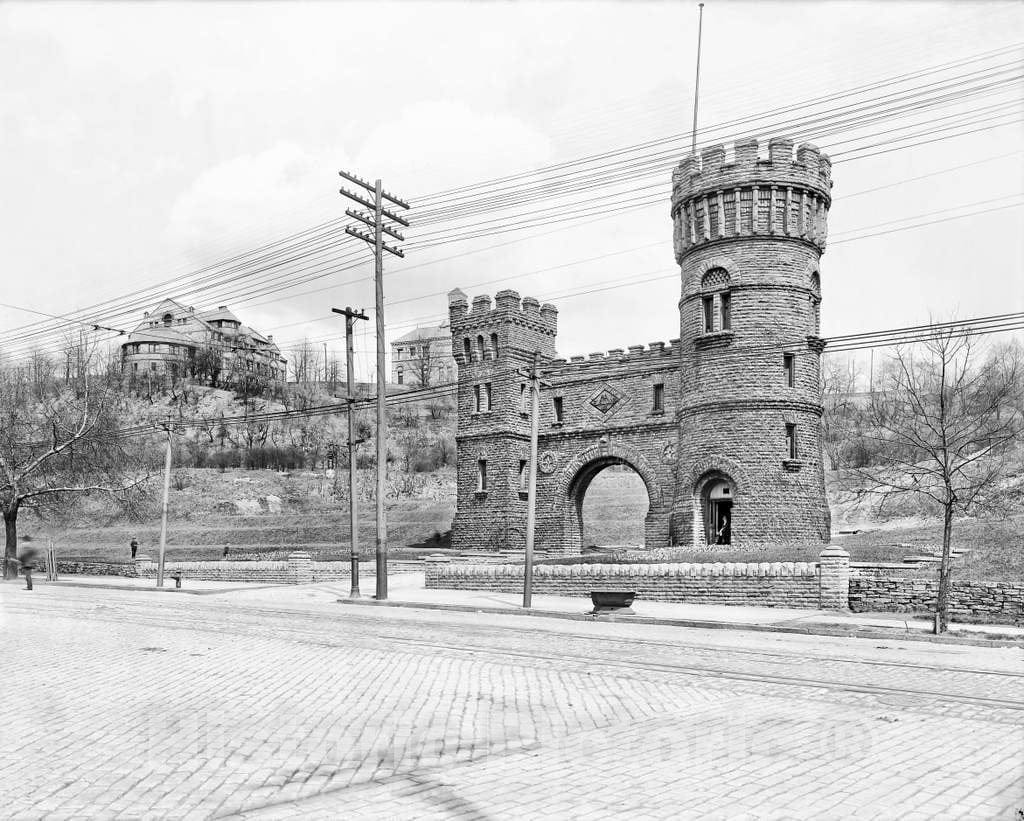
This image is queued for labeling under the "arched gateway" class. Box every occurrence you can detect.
[550,442,667,554]
[448,137,834,555]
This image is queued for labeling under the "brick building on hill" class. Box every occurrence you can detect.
[121,298,287,390]
[390,324,457,386]
[449,137,833,553]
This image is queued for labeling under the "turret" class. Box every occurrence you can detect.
[671,137,832,548]
[671,137,832,263]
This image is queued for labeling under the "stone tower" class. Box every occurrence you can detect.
[670,138,832,547]
[447,288,558,550]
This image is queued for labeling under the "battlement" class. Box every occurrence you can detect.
[671,137,833,260]
[671,137,832,210]
[448,288,557,331]
[448,288,558,363]
[548,339,680,374]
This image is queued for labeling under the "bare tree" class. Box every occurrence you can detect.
[427,398,452,422]
[0,364,148,578]
[416,342,434,387]
[854,326,1022,632]
[291,338,320,385]
[191,344,223,387]
[821,356,862,471]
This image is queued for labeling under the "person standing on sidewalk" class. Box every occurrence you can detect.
[130,538,139,559]
[19,545,38,590]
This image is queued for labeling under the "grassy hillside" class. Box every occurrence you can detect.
[18,380,1022,583]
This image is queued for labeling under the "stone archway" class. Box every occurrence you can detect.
[549,443,667,554]
[683,454,751,547]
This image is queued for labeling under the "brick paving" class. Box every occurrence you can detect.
[1,583,1021,819]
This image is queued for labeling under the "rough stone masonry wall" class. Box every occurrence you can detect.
[425,557,824,609]
[38,553,422,585]
[135,559,294,584]
[849,564,1024,625]
[671,137,832,548]
[423,553,1022,623]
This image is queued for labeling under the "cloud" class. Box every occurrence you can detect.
[165,142,345,260]
[355,100,553,194]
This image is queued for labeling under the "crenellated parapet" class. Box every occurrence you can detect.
[671,137,832,262]
[546,339,680,376]
[448,288,558,364]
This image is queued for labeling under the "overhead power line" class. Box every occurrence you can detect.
[1,46,1020,361]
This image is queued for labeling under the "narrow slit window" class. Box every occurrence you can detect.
[463,337,472,361]
[702,296,714,333]
[519,383,527,412]
[477,459,487,491]
[653,383,665,412]
[785,424,797,459]
[553,396,564,423]
[518,459,528,491]
[719,292,731,331]
[484,382,492,411]
[783,354,795,387]
[490,332,499,358]
[474,384,482,412]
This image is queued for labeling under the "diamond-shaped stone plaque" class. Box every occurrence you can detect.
[590,388,620,414]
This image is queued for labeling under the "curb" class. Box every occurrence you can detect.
[26,580,283,596]
[335,598,1024,648]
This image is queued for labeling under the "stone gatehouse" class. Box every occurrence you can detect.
[449,137,833,554]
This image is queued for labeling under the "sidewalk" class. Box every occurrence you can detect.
[336,572,1024,645]
[2,575,276,595]
[8,571,1021,644]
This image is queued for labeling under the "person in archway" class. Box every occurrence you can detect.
[716,514,730,545]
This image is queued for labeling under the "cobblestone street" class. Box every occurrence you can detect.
[2,582,1021,820]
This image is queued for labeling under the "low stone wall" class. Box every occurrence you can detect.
[48,560,139,578]
[35,553,424,585]
[425,556,827,609]
[425,552,1022,623]
[850,564,1024,625]
[135,559,292,584]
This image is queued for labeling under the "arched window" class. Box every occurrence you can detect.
[162,313,173,327]
[396,366,404,385]
[490,332,499,358]
[476,335,485,360]
[699,267,731,334]
[463,337,472,362]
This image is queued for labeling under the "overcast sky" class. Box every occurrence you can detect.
[1,1,1022,380]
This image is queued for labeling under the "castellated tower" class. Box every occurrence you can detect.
[447,288,558,551]
[670,137,832,547]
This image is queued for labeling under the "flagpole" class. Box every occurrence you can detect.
[691,2,705,154]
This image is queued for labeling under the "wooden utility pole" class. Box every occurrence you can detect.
[518,352,546,608]
[332,306,369,598]
[156,423,172,588]
[339,170,410,600]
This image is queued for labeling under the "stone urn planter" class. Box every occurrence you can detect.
[589,590,637,615]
